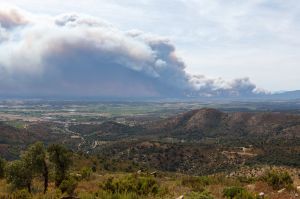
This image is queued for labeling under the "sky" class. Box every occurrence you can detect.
[0,0,299,98]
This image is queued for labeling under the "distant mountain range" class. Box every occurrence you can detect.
[187,90,300,101]
[271,90,300,99]
[1,90,300,101]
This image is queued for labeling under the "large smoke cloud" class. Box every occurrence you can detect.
[0,6,263,98]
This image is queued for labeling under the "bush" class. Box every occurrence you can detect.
[100,175,159,196]
[237,176,256,184]
[263,170,293,190]
[181,176,212,191]
[223,186,256,199]
[11,189,32,199]
[59,177,78,195]
[96,191,139,199]
[80,167,93,180]
[187,190,214,199]
[223,187,244,199]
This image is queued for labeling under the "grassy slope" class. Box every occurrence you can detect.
[0,165,299,199]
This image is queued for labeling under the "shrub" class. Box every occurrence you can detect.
[181,176,212,192]
[100,175,159,196]
[263,170,293,190]
[11,189,32,199]
[223,187,244,199]
[223,186,256,199]
[237,176,256,184]
[96,191,139,199]
[80,167,93,180]
[59,177,78,195]
[187,190,214,199]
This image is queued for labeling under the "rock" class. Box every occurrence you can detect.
[246,184,255,191]
[259,192,265,198]
[150,171,157,177]
[277,188,285,193]
[176,195,184,199]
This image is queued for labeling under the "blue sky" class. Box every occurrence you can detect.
[0,0,300,96]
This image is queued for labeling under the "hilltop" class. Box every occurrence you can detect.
[1,108,300,173]
[148,108,300,139]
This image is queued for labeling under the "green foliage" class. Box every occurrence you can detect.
[234,191,257,199]
[11,189,32,199]
[48,144,72,187]
[22,142,49,193]
[223,186,256,199]
[236,176,256,184]
[5,160,33,191]
[99,175,160,196]
[80,166,93,180]
[181,176,212,191]
[263,170,293,190]
[22,142,46,174]
[4,142,50,193]
[223,187,244,199]
[187,190,214,199]
[0,157,5,178]
[59,177,78,195]
[96,191,139,199]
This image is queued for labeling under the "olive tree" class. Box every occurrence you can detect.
[6,142,49,193]
[48,144,72,187]
[6,160,33,192]
[22,142,49,193]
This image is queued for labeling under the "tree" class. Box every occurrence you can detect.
[48,144,72,187]
[6,160,33,193]
[22,142,49,193]
[0,157,5,179]
[6,142,49,194]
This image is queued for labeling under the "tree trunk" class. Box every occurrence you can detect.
[27,183,31,193]
[43,160,49,194]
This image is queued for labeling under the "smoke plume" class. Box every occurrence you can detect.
[0,6,263,98]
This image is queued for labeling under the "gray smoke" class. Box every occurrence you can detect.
[0,6,264,98]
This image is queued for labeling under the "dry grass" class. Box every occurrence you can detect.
[0,167,299,199]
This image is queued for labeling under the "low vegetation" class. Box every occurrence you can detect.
[223,186,257,199]
[99,174,160,196]
[0,142,299,198]
[181,176,212,192]
[262,169,293,190]
[0,142,297,199]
